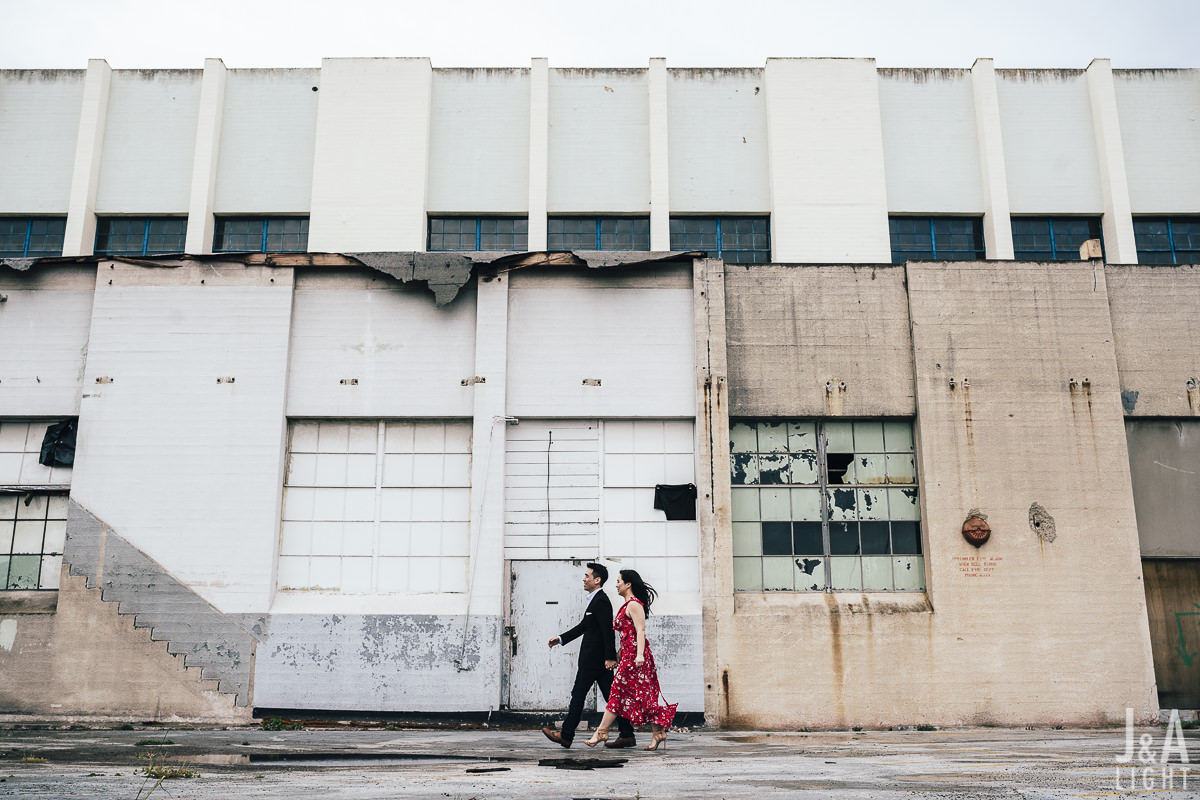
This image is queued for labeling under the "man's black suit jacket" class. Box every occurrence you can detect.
[558,590,618,669]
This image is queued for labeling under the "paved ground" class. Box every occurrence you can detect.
[0,723,1196,799]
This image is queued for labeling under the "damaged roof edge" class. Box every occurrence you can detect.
[1,250,704,306]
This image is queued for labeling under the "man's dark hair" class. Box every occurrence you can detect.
[586,562,608,585]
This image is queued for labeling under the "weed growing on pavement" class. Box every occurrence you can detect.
[137,753,198,780]
[260,717,302,731]
[19,756,46,764]
[916,724,936,731]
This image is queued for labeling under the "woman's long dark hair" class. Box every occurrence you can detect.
[619,569,657,616]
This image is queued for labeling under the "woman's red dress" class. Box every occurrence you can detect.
[605,598,678,727]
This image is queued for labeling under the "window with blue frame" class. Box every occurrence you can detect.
[669,217,770,264]
[1134,217,1200,265]
[0,218,66,258]
[95,217,188,256]
[427,217,528,251]
[213,217,308,252]
[547,217,650,251]
[1011,217,1102,261]
[889,217,985,263]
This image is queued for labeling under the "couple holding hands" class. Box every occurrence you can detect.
[542,563,677,752]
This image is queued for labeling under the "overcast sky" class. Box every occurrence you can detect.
[4,0,1196,70]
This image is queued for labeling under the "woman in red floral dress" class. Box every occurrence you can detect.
[585,569,677,751]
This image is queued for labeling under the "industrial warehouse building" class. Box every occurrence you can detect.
[0,57,1196,727]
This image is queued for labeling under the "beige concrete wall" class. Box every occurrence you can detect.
[724,265,914,418]
[0,570,247,721]
[1106,265,1200,417]
[707,259,1157,728]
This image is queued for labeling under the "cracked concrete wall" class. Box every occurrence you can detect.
[249,614,501,711]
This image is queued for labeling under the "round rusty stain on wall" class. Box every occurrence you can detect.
[962,515,991,548]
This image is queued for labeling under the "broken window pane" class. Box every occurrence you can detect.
[860,521,890,554]
[762,521,792,555]
[730,453,759,485]
[887,488,921,520]
[855,453,887,485]
[826,488,857,521]
[891,521,921,555]
[793,556,824,591]
[787,421,817,453]
[789,452,819,484]
[827,453,854,484]
[757,453,789,484]
[829,556,862,590]
[756,422,788,453]
[829,521,859,555]
[729,422,757,453]
[857,488,887,521]
[7,554,40,589]
[792,522,823,555]
[733,557,763,591]
[893,556,925,590]
[861,556,893,591]
[825,421,854,453]
[853,421,885,451]
[732,522,762,556]
[885,453,917,484]
[762,557,794,591]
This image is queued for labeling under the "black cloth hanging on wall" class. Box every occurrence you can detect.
[653,483,697,521]
[39,419,77,468]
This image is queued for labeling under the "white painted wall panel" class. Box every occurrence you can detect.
[70,265,293,613]
[428,69,530,213]
[286,280,476,418]
[996,71,1103,214]
[666,69,769,213]
[308,59,432,252]
[0,71,84,214]
[506,285,694,417]
[765,59,892,262]
[0,268,94,416]
[548,70,649,212]
[215,69,319,214]
[95,71,201,213]
[1113,70,1200,213]
[878,70,983,213]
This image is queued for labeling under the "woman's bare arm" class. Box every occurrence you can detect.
[629,601,647,664]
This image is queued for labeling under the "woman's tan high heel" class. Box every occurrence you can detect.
[584,728,610,747]
[644,730,668,751]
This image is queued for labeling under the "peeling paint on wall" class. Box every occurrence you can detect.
[1029,502,1057,543]
[1122,390,1140,414]
[0,619,16,652]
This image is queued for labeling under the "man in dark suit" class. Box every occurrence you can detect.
[541,562,636,748]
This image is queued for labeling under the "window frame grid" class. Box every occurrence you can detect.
[0,491,67,591]
[730,419,923,594]
[889,216,985,264]
[547,216,651,251]
[427,216,528,252]
[669,216,771,264]
[1011,216,1103,261]
[213,217,309,253]
[1134,217,1200,265]
[95,217,188,256]
[0,217,67,258]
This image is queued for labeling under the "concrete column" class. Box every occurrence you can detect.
[764,58,891,263]
[694,257,733,726]
[62,59,111,257]
[648,58,671,251]
[970,59,1014,260]
[467,272,509,622]
[527,58,549,251]
[1087,59,1139,265]
[184,59,227,255]
[308,58,433,252]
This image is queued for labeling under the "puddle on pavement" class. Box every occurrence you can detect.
[719,734,814,744]
[185,753,517,767]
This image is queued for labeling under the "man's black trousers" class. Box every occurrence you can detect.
[561,664,635,742]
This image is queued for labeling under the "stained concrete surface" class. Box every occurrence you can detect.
[0,725,1197,798]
